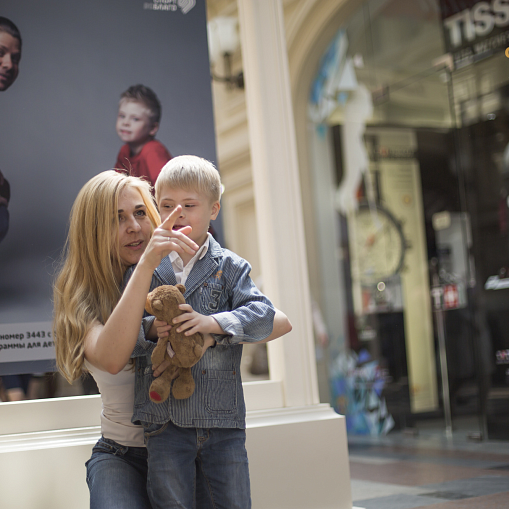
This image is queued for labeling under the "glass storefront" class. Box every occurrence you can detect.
[312,0,509,439]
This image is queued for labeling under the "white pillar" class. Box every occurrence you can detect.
[237,0,319,407]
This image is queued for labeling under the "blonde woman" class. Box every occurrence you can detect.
[53,171,200,509]
[54,170,291,509]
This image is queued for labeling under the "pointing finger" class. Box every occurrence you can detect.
[159,205,182,232]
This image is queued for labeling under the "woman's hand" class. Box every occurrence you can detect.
[201,333,216,355]
[140,205,199,270]
[152,358,172,378]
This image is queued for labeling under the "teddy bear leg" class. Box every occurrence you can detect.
[171,368,195,400]
[149,364,179,403]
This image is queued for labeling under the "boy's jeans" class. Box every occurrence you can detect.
[145,420,251,509]
[86,437,152,509]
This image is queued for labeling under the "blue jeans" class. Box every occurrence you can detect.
[86,437,152,509]
[144,421,251,509]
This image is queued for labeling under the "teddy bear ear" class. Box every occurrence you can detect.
[152,299,164,311]
[177,284,186,294]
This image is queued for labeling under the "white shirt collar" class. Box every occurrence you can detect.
[169,233,211,285]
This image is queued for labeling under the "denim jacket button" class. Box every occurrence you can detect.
[202,370,206,374]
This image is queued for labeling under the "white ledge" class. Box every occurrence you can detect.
[247,403,341,428]
[0,403,341,454]
[0,426,101,454]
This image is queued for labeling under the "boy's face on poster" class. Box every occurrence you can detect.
[116,100,158,153]
[0,31,21,92]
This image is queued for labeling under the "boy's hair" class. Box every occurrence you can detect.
[155,155,222,204]
[120,84,162,124]
[0,17,22,51]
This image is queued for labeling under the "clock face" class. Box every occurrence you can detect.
[353,205,406,283]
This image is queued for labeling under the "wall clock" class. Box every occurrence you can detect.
[352,202,407,284]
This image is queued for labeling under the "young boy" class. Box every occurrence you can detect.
[114,84,172,187]
[129,155,281,509]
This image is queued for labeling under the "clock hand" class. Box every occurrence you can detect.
[364,221,390,248]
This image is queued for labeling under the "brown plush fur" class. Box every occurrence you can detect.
[145,284,204,402]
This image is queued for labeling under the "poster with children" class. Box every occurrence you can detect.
[0,0,219,376]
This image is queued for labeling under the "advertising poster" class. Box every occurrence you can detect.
[0,0,218,375]
[439,0,509,68]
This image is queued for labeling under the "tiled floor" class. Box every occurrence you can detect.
[349,420,509,509]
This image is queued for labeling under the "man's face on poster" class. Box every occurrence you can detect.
[0,31,21,92]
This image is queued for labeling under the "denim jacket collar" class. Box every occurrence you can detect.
[154,236,223,298]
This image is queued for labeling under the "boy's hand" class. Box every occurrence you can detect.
[173,304,224,336]
[147,318,170,339]
[154,319,171,339]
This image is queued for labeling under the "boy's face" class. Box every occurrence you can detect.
[116,100,158,153]
[0,31,21,92]
[158,186,220,248]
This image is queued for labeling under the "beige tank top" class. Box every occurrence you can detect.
[84,359,145,447]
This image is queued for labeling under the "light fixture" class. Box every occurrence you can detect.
[207,16,244,90]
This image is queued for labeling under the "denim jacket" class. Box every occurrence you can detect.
[128,236,275,429]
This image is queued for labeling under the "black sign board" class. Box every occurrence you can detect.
[439,0,509,68]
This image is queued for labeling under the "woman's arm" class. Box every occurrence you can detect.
[84,206,198,374]
[151,309,290,374]
[240,308,292,345]
[169,307,292,346]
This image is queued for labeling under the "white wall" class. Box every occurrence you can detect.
[0,400,351,509]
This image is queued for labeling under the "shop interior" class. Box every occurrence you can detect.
[324,0,509,440]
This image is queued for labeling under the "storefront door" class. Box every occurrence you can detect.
[448,50,509,439]
[333,62,509,438]
[317,0,509,440]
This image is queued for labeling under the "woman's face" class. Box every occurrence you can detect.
[116,186,152,269]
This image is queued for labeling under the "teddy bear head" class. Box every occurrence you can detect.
[145,284,186,324]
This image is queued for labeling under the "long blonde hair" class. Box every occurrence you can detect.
[53,171,160,383]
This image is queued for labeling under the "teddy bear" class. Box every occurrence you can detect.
[145,284,205,403]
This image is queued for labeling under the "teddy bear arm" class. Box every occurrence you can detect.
[151,337,169,366]
[170,333,204,368]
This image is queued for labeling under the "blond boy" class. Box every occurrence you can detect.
[130,155,280,509]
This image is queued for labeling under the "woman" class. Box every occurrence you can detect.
[53,171,291,509]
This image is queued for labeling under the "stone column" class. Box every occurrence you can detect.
[237,0,319,407]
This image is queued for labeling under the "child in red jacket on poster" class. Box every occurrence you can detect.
[115,84,172,187]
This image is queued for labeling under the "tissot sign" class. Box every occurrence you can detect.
[439,0,509,67]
